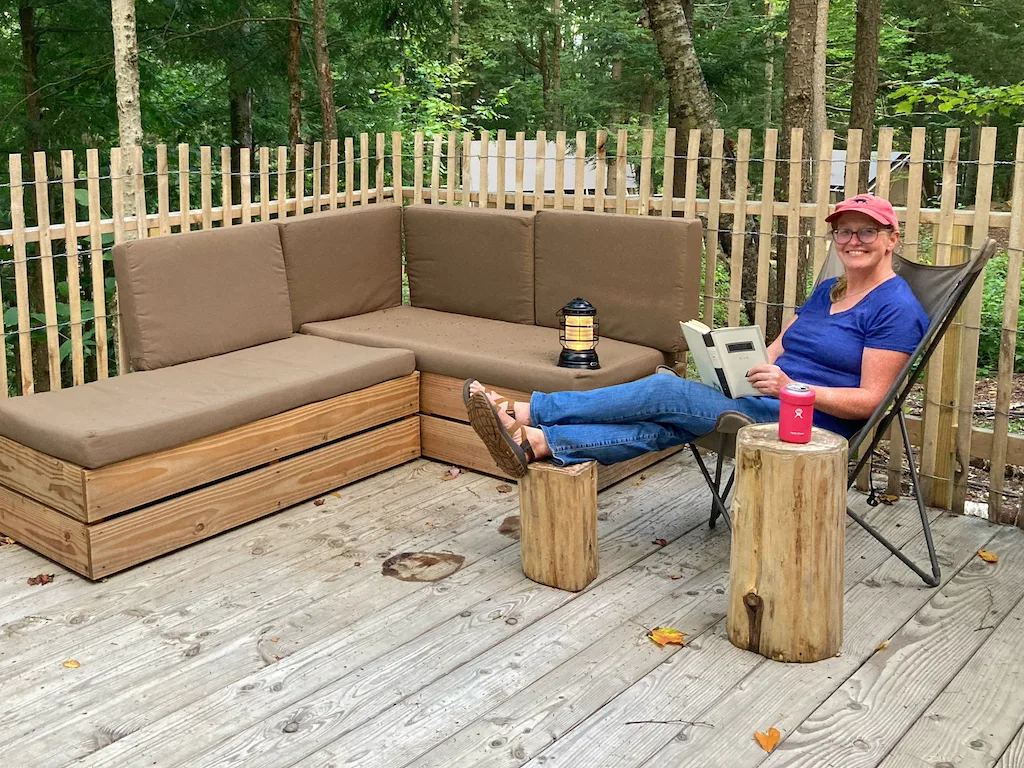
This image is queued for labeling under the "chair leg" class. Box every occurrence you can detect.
[845,410,941,587]
[709,447,726,526]
[689,443,732,530]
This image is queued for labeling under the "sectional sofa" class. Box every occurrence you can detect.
[0,204,702,579]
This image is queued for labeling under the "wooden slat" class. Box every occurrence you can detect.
[83,373,420,521]
[178,143,191,231]
[201,146,217,226]
[660,127,675,218]
[0,435,85,518]
[276,145,287,218]
[684,129,700,221]
[903,127,927,262]
[462,131,472,207]
[155,144,171,235]
[0,483,90,575]
[413,131,425,205]
[60,150,84,387]
[755,129,778,330]
[239,147,252,224]
[576,130,588,212]
[875,127,894,198]
[344,138,354,208]
[534,130,546,210]
[419,372,530,423]
[132,145,147,239]
[496,130,507,210]
[953,126,997,513]
[638,128,653,215]
[293,142,305,218]
[812,129,835,276]
[87,416,420,579]
[727,129,751,327]
[478,131,489,209]
[392,132,403,206]
[783,129,803,326]
[554,130,566,210]
[989,127,1024,525]
[844,128,862,197]
[86,149,109,380]
[328,138,339,211]
[430,135,443,205]
[595,129,608,213]
[220,146,233,227]
[376,133,386,204]
[921,127,961,508]
[703,130,726,326]
[311,141,322,213]
[109,148,127,374]
[259,146,270,222]
[514,131,525,211]
[615,128,627,214]
[447,131,458,206]
[903,413,1024,468]
[33,152,62,391]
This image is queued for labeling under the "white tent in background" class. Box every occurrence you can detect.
[466,139,638,194]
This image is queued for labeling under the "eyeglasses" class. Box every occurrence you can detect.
[831,227,892,244]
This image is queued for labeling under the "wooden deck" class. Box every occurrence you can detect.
[2,451,1024,768]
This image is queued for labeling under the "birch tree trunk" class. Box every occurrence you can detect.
[810,0,829,171]
[111,0,142,219]
[312,0,337,142]
[850,0,881,192]
[287,0,302,147]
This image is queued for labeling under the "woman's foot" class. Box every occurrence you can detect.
[465,380,532,426]
[464,381,551,475]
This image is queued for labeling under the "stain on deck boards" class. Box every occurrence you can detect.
[381,552,465,582]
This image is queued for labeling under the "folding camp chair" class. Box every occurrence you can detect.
[685,238,999,587]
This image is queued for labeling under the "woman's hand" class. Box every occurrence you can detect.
[746,364,794,397]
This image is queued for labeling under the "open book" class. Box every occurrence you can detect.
[679,320,769,399]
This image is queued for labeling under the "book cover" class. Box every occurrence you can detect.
[680,321,769,399]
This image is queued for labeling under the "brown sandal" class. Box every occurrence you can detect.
[466,391,535,478]
[462,379,517,420]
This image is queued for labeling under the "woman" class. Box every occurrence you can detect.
[465,194,929,478]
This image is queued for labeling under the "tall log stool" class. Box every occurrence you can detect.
[518,461,598,592]
[727,424,847,662]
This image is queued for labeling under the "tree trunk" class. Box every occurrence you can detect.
[640,79,655,128]
[540,32,551,130]
[287,0,302,148]
[764,0,775,127]
[810,0,829,168]
[111,0,142,219]
[228,0,253,206]
[450,0,461,110]
[312,0,337,141]
[551,0,563,132]
[850,0,881,192]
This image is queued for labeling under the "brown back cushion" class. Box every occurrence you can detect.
[112,223,293,371]
[278,205,403,329]
[404,206,535,324]
[534,210,703,353]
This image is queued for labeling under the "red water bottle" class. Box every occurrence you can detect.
[779,383,815,444]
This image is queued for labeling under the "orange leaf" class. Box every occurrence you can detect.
[313,498,326,506]
[754,727,781,753]
[647,627,685,647]
[26,573,54,586]
[669,574,683,580]
[978,549,999,563]
[0,536,15,546]
[62,659,81,669]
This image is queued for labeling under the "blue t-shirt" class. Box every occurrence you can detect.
[773,275,929,437]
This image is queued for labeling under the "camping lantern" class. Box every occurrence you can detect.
[557,298,600,369]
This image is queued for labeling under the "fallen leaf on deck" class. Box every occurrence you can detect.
[652,538,668,547]
[0,536,15,546]
[442,467,462,480]
[496,484,513,494]
[313,498,326,506]
[879,494,900,506]
[270,637,280,643]
[754,727,781,753]
[27,574,54,586]
[669,574,683,580]
[647,627,685,647]
[330,492,342,499]
[62,659,81,669]
[978,549,999,563]
[875,639,890,652]
[354,561,361,567]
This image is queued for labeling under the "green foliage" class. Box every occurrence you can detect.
[976,254,1024,377]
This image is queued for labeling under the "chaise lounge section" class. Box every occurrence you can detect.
[0,203,702,579]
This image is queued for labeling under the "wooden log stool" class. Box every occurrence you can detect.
[727,424,847,662]
[518,461,598,592]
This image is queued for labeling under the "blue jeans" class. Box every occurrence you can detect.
[530,375,782,466]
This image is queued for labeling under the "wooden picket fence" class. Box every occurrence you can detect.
[1,126,1022,525]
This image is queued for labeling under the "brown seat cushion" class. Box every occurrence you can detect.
[113,222,293,370]
[404,206,535,324]
[301,306,665,394]
[278,205,403,329]
[0,335,415,468]
[533,210,703,354]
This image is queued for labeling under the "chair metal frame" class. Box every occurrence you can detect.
[688,239,999,587]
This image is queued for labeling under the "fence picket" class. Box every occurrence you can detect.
[178,143,191,232]
[86,149,109,380]
[812,130,834,277]
[259,146,270,222]
[8,155,32,394]
[329,139,338,211]
[110,148,127,373]
[392,132,403,205]
[638,129,653,215]
[555,131,566,210]
[60,150,85,387]
[903,127,926,262]
[576,131,588,213]
[514,132,525,211]
[534,131,546,211]
[727,129,751,327]
[240,148,252,224]
[276,146,287,218]
[660,127,675,218]
[220,146,233,227]
[684,129,700,221]
[479,132,490,209]
[755,129,778,331]
[431,135,443,205]
[32,153,62,391]
[462,131,472,207]
[343,138,353,208]
[311,141,322,213]
[156,144,171,236]
[133,145,147,239]
[376,133,385,204]
[594,130,607,213]
[496,130,507,210]
[293,143,305,218]
[875,127,894,199]
[360,133,370,206]
[448,132,458,206]
[783,129,803,327]
[704,130,725,327]
[414,132,425,205]
[844,129,862,197]
[615,128,627,214]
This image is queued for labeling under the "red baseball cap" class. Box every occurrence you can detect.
[825,193,899,230]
